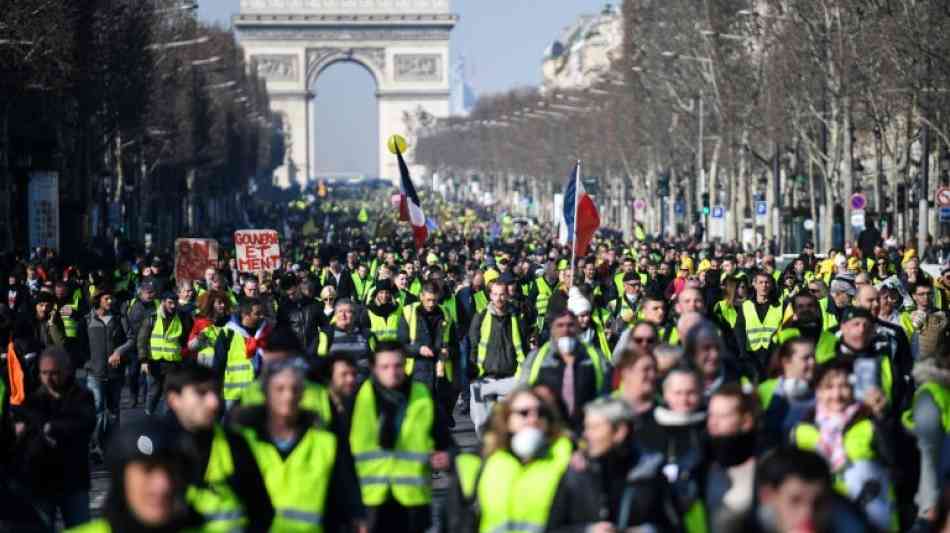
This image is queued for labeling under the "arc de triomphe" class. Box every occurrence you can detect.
[234,0,457,188]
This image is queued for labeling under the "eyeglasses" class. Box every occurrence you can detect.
[633,336,657,345]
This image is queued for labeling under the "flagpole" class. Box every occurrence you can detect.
[569,159,581,285]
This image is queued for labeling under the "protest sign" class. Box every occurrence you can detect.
[174,239,219,283]
[235,229,281,273]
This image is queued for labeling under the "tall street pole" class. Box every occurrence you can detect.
[919,121,930,255]
[697,94,706,242]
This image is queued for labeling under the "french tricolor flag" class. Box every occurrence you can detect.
[560,160,600,257]
[396,144,429,249]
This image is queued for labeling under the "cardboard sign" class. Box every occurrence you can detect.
[174,239,219,283]
[235,229,281,273]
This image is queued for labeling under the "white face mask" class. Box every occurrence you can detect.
[556,335,577,355]
[782,377,811,400]
[510,427,545,461]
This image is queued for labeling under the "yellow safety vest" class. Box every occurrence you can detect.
[349,380,435,507]
[242,425,336,532]
[241,380,333,424]
[741,300,782,352]
[589,315,611,361]
[476,449,566,533]
[61,289,83,338]
[476,313,525,377]
[713,300,738,329]
[903,381,950,431]
[534,277,554,328]
[352,273,371,302]
[520,341,605,392]
[185,426,246,532]
[222,330,255,401]
[67,519,204,533]
[149,313,183,362]
[473,291,488,315]
[368,310,400,343]
[196,324,223,368]
[403,302,454,380]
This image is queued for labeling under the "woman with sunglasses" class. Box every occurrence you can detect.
[446,387,601,533]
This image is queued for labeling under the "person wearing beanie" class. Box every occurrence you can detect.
[66,420,206,532]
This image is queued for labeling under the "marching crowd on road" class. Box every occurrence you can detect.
[6,202,950,532]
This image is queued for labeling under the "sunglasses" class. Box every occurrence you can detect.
[633,336,657,345]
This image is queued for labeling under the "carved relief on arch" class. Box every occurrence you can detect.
[306,46,386,83]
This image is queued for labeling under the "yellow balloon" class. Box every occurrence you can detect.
[387,134,408,155]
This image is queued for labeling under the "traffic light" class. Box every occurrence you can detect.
[701,192,710,215]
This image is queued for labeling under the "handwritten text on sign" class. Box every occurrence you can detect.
[235,230,281,273]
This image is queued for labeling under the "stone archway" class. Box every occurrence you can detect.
[234,0,457,188]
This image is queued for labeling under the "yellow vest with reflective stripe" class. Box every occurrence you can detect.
[589,315,611,361]
[476,313,525,377]
[534,277,554,321]
[455,453,482,500]
[222,331,255,401]
[476,449,566,533]
[349,380,435,506]
[903,381,950,431]
[150,313,183,362]
[242,426,336,533]
[185,426,246,532]
[403,302,454,379]
[368,310,400,342]
[521,341,605,392]
[741,300,782,351]
[241,380,333,424]
[352,273,371,302]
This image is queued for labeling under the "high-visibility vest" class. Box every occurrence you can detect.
[242,425,337,532]
[793,419,898,531]
[352,273,371,302]
[815,338,894,404]
[349,380,435,507]
[903,381,950,432]
[713,300,739,329]
[610,296,637,324]
[241,380,333,424]
[475,449,566,533]
[473,291,488,315]
[409,278,422,296]
[454,452,483,500]
[819,298,839,331]
[520,341,605,392]
[368,309,400,343]
[403,303,454,380]
[149,313,183,362]
[196,324,223,368]
[476,313,525,377]
[534,277,553,328]
[588,314,611,361]
[316,330,330,357]
[757,378,780,411]
[185,426,246,532]
[61,289,83,338]
[222,331,255,401]
[441,295,458,326]
[741,300,782,352]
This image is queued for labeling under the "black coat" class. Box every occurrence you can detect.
[276,296,321,351]
[15,380,95,494]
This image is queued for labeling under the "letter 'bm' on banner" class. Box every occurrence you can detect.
[234,229,281,273]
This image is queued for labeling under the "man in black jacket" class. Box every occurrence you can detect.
[15,347,95,531]
[165,362,275,532]
[276,274,321,351]
[79,288,134,456]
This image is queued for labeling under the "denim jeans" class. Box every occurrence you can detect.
[86,375,123,452]
[34,489,90,532]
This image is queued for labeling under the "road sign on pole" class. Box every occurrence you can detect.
[938,187,950,207]
[711,206,724,219]
[850,193,867,211]
[940,207,950,222]
[633,198,646,210]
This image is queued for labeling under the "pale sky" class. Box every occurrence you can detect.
[199,0,611,177]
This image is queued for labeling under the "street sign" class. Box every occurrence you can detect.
[938,187,950,207]
[850,193,867,211]
[851,209,866,229]
[675,200,685,215]
[711,206,724,219]
[633,198,646,210]
[940,206,950,222]
[755,201,768,216]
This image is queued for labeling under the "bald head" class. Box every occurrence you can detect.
[676,288,705,315]
[855,285,879,315]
